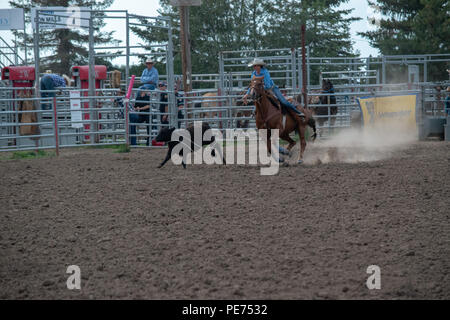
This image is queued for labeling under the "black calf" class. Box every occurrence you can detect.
[155,122,225,169]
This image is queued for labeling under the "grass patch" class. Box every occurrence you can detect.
[87,144,123,149]
[10,150,55,160]
[115,144,130,153]
[87,144,130,153]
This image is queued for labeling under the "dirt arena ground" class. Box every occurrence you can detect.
[0,138,449,300]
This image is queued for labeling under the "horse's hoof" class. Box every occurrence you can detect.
[279,146,290,156]
[274,156,285,163]
[297,159,304,165]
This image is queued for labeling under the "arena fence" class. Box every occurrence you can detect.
[1,81,448,153]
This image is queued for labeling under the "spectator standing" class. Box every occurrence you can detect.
[175,85,185,128]
[159,82,169,125]
[158,83,185,128]
[40,73,70,110]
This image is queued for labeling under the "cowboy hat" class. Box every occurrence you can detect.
[145,58,154,64]
[62,74,71,86]
[248,58,266,67]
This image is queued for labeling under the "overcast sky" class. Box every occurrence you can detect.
[0,0,380,66]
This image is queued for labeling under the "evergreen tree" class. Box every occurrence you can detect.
[360,0,450,80]
[263,0,359,57]
[131,0,259,76]
[9,0,119,75]
[133,0,359,81]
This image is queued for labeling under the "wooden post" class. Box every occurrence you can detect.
[171,0,200,121]
[179,6,192,94]
[301,24,307,109]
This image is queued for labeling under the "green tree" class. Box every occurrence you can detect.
[131,0,259,76]
[9,0,119,75]
[133,0,359,82]
[263,0,359,57]
[262,0,360,84]
[360,0,450,80]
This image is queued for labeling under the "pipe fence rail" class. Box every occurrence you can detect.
[1,79,448,153]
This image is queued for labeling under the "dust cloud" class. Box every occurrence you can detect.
[304,125,418,165]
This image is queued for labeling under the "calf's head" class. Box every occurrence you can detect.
[155,127,176,142]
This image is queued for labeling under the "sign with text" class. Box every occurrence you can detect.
[357,94,417,130]
[70,90,83,128]
[31,7,90,30]
[0,9,24,30]
[169,0,202,6]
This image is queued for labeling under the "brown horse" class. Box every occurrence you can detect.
[247,77,316,164]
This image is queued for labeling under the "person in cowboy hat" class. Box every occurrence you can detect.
[136,58,159,97]
[243,58,304,118]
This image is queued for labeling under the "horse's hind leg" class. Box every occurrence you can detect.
[280,133,295,157]
[297,124,307,164]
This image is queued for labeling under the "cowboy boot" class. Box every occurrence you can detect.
[294,112,306,124]
[288,109,305,124]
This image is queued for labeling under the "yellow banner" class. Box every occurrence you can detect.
[358,95,417,129]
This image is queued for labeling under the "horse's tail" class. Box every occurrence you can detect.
[308,116,317,141]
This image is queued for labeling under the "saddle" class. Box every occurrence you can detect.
[261,90,295,127]
[265,90,283,112]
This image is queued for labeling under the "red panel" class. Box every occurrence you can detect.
[71,65,107,81]
[1,66,35,82]
[71,65,107,141]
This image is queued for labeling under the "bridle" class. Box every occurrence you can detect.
[249,80,264,104]
[249,80,270,123]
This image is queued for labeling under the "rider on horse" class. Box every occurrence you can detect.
[243,58,305,120]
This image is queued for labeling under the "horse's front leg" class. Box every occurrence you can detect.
[266,129,272,155]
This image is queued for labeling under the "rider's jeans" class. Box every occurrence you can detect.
[272,86,303,115]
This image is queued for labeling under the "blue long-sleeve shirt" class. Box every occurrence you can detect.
[246,68,274,95]
[47,74,66,87]
[140,67,159,85]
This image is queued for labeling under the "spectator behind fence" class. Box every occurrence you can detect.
[114,87,126,118]
[158,83,185,128]
[445,86,450,116]
[135,58,159,98]
[175,85,184,128]
[130,91,151,146]
[40,74,70,110]
[159,82,169,125]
